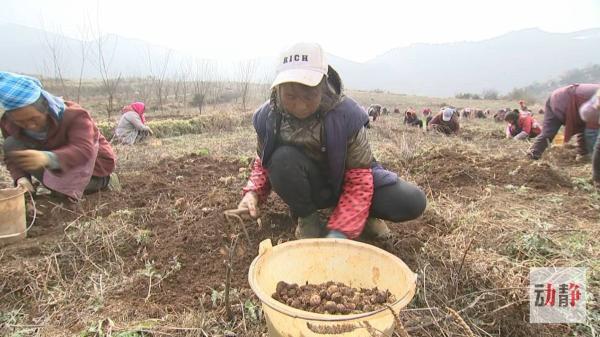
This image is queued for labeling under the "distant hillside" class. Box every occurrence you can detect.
[0,23,273,81]
[334,28,600,96]
[2,23,600,97]
[506,64,600,102]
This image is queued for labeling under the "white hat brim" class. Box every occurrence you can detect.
[271,68,325,89]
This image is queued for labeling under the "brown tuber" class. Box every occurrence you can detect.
[272,281,394,315]
[331,292,343,303]
[326,285,339,297]
[309,294,321,307]
[276,281,287,294]
[324,301,338,313]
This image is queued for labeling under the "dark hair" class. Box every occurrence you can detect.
[504,110,519,123]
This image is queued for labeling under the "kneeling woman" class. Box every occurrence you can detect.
[504,109,541,140]
[1,72,117,200]
[115,102,153,145]
[238,43,426,240]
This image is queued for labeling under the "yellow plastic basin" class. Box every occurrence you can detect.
[248,239,417,337]
[0,187,26,245]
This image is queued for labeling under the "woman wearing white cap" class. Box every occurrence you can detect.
[427,108,460,135]
[237,42,426,240]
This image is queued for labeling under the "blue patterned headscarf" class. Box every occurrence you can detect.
[0,72,65,119]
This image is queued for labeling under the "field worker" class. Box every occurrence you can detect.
[519,100,533,116]
[519,100,527,111]
[579,89,600,186]
[367,104,382,122]
[115,102,154,145]
[0,72,117,200]
[403,110,423,128]
[494,108,507,122]
[462,108,471,119]
[428,107,460,135]
[580,90,600,156]
[528,84,600,160]
[422,108,433,126]
[505,109,541,140]
[237,43,426,240]
[475,109,486,118]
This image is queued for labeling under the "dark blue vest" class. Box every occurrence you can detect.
[253,97,398,193]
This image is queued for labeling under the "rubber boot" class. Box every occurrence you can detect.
[294,212,323,239]
[361,218,392,240]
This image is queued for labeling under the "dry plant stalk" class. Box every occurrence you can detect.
[446,306,476,337]
[224,235,238,321]
[385,305,410,337]
[223,208,252,246]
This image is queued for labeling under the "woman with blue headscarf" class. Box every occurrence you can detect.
[0,72,117,200]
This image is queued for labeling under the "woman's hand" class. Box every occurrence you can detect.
[16,177,35,193]
[238,191,259,218]
[8,150,49,171]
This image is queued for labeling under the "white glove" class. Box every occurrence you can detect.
[16,177,35,193]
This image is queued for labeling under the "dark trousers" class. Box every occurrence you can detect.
[3,136,109,194]
[530,99,587,157]
[266,146,427,222]
[593,132,600,183]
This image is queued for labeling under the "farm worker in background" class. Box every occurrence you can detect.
[367,104,382,122]
[428,107,460,135]
[528,84,600,160]
[505,109,541,140]
[403,110,423,128]
[462,108,471,119]
[237,42,426,240]
[579,89,600,186]
[422,108,433,126]
[519,100,531,114]
[494,109,507,122]
[114,102,154,145]
[0,72,118,200]
[580,91,600,156]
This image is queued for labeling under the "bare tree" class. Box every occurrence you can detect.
[137,76,154,107]
[191,59,215,114]
[210,66,228,109]
[237,59,258,111]
[173,73,182,102]
[255,69,274,102]
[41,25,69,99]
[177,60,193,113]
[94,33,122,118]
[75,23,92,103]
[147,48,172,112]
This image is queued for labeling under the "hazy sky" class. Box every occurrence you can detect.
[1,0,599,62]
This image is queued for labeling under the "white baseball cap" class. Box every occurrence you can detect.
[442,108,455,121]
[271,42,328,89]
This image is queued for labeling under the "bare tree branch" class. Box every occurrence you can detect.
[237,59,258,111]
